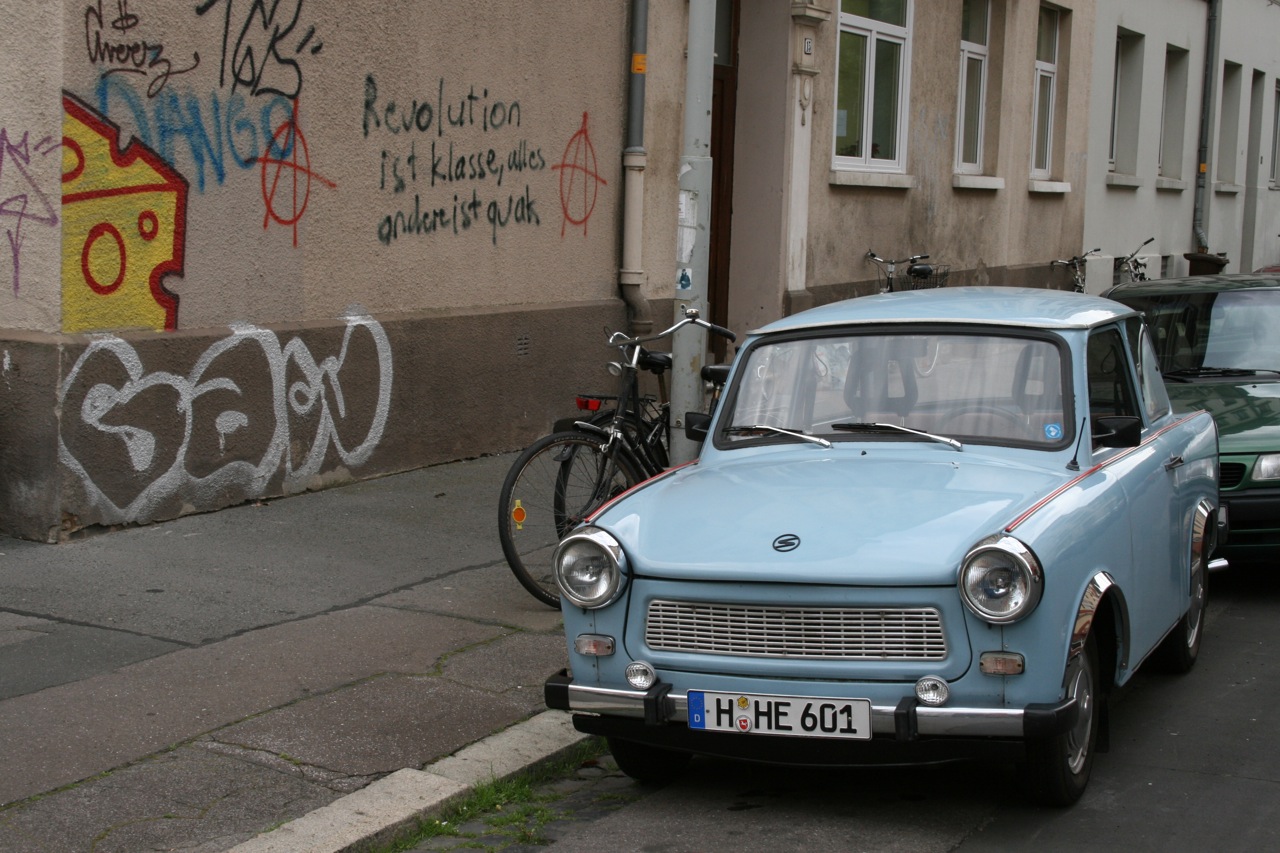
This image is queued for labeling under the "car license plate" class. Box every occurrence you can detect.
[687,691,871,740]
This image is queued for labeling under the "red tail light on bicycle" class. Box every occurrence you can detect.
[576,396,605,412]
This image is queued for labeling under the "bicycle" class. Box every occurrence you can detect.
[1050,248,1100,292]
[498,307,735,607]
[865,250,950,293]
[1116,237,1154,283]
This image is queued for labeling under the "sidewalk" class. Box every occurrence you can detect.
[0,453,585,852]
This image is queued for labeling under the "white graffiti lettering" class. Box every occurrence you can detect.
[58,310,393,523]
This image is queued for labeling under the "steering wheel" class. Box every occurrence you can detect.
[942,405,1027,434]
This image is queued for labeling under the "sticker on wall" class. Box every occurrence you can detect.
[61,92,187,333]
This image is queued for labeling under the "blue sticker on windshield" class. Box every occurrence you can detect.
[1044,423,1063,440]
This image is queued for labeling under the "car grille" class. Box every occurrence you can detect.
[645,600,947,660]
[1220,462,1246,489]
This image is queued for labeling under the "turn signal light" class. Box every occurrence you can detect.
[979,652,1026,675]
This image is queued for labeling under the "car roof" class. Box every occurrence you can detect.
[754,287,1137,335]
[1106,273,1280,298]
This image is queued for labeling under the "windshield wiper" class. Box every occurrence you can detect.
[725,425,832,448]
[1164,367,1280,382]
[832,422,963,452]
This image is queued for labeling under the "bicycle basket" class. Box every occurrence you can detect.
[905,263,950,290]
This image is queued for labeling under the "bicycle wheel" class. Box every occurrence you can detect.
[498,431,643,607]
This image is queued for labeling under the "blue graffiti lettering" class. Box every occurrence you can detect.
[95,75,293,192]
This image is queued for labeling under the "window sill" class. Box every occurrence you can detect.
[952,174,1004,190]
[1105,172,1142,188]
[1155,177,1188,191]
[829,170,917,189]
[1028,180,1071,194]
[1214,182,1242,195]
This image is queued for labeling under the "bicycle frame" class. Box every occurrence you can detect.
[1051,248,1100,293]
[1117,237,1154,283]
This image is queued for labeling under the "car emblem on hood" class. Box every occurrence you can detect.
[772,534,801,552]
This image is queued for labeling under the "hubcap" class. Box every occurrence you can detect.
[1064,658,1094,775]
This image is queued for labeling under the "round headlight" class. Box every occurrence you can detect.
[554,526,627,608]
[958,535,1043,624]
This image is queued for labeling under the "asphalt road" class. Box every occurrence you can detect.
[406,564,1280,853]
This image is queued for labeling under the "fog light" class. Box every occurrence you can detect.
[915,675,950,706]
[979,652,1026,675]
[625,661,656,689]
[573,634,615,656]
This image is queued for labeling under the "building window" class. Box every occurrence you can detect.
[1109,30,1143,175]
[956,0,989,173]
[1159,46,1189,180]
[834,0,912,173]
[1218,61,1242,185]
[1032,5,1058,179]
[1271,82,1280,186]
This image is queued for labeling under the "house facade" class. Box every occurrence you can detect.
[1,1,1276,541]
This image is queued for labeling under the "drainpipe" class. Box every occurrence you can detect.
[1192,0,1220,253]
[668,0,716,465]
[620,0,653,334]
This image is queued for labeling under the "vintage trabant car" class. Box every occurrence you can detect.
[544,288,1219,806]
[1107,273,1280,565]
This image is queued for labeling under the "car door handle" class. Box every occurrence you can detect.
[1164,454,1185,471]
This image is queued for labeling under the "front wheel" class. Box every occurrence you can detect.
[498,431,642,607]
[1024,634,1100,807]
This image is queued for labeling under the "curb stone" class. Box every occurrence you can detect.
[229,711,589,853]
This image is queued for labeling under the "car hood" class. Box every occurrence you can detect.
[593,450,1065,586]
[1167,380,1280,454]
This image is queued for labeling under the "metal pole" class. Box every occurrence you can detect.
[669,0,716,465]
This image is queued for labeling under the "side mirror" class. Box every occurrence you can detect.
[1091,415,1141,448]
[685,411,713,443]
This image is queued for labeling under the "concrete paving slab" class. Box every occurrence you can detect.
[0,456,515,645]
[230,712,591,853]
[372,562,564,633]
[438,630,567,695]
[0,745,339,853]
[0,606,503,804]
[0,622,182,699]
[210,675,541,777]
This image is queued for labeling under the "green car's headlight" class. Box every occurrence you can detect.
[958,535,1043,624]
[554,526,627,608]
[1254,454,1280,481]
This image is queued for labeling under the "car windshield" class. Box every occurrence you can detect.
[724,330,1070,447]
[1119,289,1280,376]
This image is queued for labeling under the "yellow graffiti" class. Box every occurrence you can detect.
[61,93,186,333]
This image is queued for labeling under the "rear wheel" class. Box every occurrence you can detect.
[1024,634,1100,807]
[607,736,691,784]
[498,432,641,607]
[1153,551,1207,674]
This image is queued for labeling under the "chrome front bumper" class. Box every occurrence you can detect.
[544,670,1077,740]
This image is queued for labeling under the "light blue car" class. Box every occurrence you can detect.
[544,288,1220,807]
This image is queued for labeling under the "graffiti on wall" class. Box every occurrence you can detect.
[259,99,335,246]
[552,113,606,238]
[85,0,201,98]
[61,93,187,333]
[0,128,61,295]
[365,75,551,247]
[196,0,323,100]
[58,310,392,524]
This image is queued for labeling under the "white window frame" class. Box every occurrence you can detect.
[1108,37,1121,170]
[1271,82,1280,187]
[956,0,990,174]
[1031,6,1059,180]
[833,2,913,174]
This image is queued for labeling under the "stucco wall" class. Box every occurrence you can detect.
[750,0,1096,310]
[0,0,681,540]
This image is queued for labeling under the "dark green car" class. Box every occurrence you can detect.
[1107,274,1280,565]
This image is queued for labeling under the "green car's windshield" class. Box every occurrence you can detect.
[1120,289,1280,376]
[724,331,1071,447]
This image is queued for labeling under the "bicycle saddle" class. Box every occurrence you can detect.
[638,348,673,374]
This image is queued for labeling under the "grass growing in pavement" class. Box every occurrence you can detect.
[376,737,608,852]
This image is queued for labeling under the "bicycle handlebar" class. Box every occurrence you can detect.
[1121,237,1155,263]
[606,306,736,350]
[867,250,930,265]
[1050,248,1101,268]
